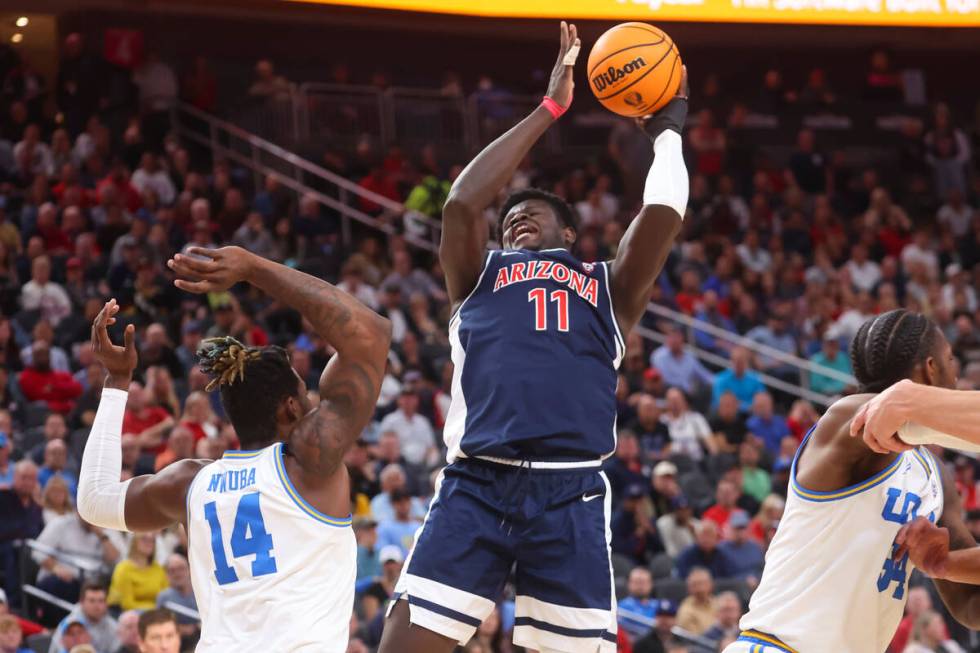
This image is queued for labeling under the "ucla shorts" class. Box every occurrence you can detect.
[389,457,617,652]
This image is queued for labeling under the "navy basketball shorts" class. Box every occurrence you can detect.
[389,457,618,652]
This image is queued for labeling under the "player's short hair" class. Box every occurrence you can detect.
[849,309,940,393]
[138,609,178,639]
[499,188,577,240]
[197,336,300,447]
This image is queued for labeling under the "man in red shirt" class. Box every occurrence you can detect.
[18,343,82,414]
[122,381,174,456]
[702,478,739,533]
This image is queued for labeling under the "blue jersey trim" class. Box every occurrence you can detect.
[790,427,905,503]
[222,449,264,459]
[910,448,932,478]
[737,630,798,653]
[274,443,353,527]
[600,261,625,363]
[514,616,617,642]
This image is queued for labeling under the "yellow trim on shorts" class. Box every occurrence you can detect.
[739,630,799,653]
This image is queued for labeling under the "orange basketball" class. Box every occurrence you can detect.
[587,22,682,118]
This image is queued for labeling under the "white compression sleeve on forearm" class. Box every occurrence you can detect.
[643,130,689,219]
[77,388,134,531]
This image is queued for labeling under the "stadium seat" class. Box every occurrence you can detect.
[678,471,714,511]
[715,577,752,604]
[668,453,696,475]
[653,577,688,604]
[615,576,628,601]
[611,552,635,581]
[25,633,51,653]
[22,402,52,430]
[649,553,675,580]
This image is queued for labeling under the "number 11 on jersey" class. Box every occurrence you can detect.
[529,288,569,332]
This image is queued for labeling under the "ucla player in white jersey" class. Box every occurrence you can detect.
[724,309,980,653]
[76,247,391,652]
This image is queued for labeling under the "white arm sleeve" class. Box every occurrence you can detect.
[643,130,689,219]
[898,421,980,455]
[77,388,134,531]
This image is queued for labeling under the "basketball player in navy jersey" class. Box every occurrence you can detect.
[380,21,690,653]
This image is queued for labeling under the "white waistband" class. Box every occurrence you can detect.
[473,455,604,470]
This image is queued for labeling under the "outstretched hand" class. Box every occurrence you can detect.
[91,298,137,387]
[545,21,580,109]
[635,65,690,138]
[895,516,950,578]
[167,246,255,294]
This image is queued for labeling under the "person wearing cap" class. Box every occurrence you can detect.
[808,328,853,396]
[617,567,658,640]
[650,460,682,517]
[719,510,764,582]
[632,599,678,653]
[362,545,405,624]
[55,620,92,653]
[376,489,419,558]
[656,494,700,558]
[611,483,663,565]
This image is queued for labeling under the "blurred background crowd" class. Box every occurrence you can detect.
[0,13,978,653]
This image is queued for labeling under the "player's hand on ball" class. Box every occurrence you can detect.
[168,246,255,293]
[635,65,689,140]
[91,298,137,380]
[546,21,580,109]
[895,517,950,578]
[849,380,916,454]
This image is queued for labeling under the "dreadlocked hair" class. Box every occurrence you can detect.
[849,309,939,394]
[196,336,299,448]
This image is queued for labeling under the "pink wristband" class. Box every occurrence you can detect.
[541,96,567,120]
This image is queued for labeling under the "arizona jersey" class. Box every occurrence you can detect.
[186,443,355,652]
[738,431,944,653]
[443,248,625,462]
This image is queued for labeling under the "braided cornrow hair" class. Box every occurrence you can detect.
[198,337,263,391]
[196,336,299,448]
[849,309,938,394]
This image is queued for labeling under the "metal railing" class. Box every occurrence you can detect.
[175,104,852,406]
[164,600,201,622]
[171,102,441,253]
[23,584,76,613]
[27,539,103,575]
[618,606,719,651]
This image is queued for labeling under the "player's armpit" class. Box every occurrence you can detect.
[124,459,211,532]
[608,204,682,333]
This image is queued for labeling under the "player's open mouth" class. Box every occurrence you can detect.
[513,223,537,242]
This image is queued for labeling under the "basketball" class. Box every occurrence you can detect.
[587,22,683,117]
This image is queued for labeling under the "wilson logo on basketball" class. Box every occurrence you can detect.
[591,57,648,93]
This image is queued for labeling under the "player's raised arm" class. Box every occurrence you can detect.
[78,299,208,533]
[441,20,580,304]
[608,68,689,334]
[169,247,390,477]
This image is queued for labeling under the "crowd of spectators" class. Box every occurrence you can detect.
[0,29,978,653]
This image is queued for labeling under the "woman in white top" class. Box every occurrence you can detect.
[903,611,965,653]
[660,388,715,461]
